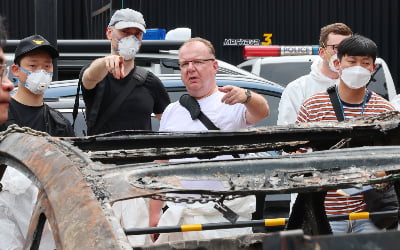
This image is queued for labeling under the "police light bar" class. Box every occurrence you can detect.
[243,45,319,59]
[143,29,166,40]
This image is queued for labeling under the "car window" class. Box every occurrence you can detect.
[367,63,388,100]
[257,92,280,127]
[260,61,313,87]
[239,65,252,73]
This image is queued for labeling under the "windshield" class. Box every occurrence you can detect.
[260,61,313,86]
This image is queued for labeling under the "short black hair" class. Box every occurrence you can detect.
[337,34,377,62]
[0,16,7,48]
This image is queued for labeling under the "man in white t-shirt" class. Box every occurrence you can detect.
[148,37,270,243]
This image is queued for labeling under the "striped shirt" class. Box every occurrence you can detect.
[297,91,394,123]
[296,89,394,215]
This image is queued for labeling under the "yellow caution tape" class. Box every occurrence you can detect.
[181,224,203,232]
[265,218,286,226]
[349,212,370,220]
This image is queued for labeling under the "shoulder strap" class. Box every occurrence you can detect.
[72,68,85,130]
[90,66,149,135]
[179,94,220,130]
[198,112,220,130]
[327,85,345,122]
[132,66,149,84]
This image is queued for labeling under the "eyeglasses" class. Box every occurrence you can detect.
[179,58,215,69]
[0,64,9,82]
[325,44,339,52]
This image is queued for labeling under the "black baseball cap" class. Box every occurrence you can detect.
[14,34,59,64]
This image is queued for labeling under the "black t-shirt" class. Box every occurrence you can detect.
[82,65,171,133]
[0,98,75,137]
[8,99,47,132]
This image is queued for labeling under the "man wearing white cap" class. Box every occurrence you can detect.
[80,8,170,135]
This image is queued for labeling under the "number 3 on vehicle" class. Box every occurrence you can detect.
[262,33,272,45]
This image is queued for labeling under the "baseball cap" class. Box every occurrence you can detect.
[14,34,59,64]
[108,8,146,33]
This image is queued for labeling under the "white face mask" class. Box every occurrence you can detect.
[340,65,372,89]
[19,67,53,95]
[329,54,338,72]
[116,35,141,61]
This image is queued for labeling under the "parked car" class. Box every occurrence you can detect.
[237,45,397,101]
[40,74,283,137]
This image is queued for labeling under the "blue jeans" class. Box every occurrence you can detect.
[330,219,381,234]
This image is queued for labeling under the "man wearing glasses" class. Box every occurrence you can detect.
[149,37,269,243]
[278,23,353,125]
[160,37,269,130]
[0,17,14,124]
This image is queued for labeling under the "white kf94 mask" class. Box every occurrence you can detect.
[340,65,372,89]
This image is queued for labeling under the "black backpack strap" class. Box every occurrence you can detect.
[90,66,149,135]
[72,67,86,130]
[327,85,345,122]
[132,66,149,84]
[179,94,220,130]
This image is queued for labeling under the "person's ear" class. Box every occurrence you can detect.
[105,27,112,40]
[333,58,340,71]
[11,64,20,77]
[318,47,326,59]
[213,59,218,73]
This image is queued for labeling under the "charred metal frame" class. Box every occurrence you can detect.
[1,112,400,248]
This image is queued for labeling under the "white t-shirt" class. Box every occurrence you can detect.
[160,91,247,131]
[155,90,255,244]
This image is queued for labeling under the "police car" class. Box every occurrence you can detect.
[237,45,397,101]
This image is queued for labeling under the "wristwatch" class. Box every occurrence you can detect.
[242,89,252,104]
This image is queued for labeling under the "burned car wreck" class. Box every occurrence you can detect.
[1,112,400,249]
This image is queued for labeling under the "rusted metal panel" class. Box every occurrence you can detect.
[0,132,131,249]
[68,111,400,164]
[97,146,400,202]
[2,113,400,248]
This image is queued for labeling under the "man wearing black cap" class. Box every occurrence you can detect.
[0,34,74,136]
[0,28,56,248]
[80,8,170,135]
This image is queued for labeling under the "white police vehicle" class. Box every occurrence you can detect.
[237,45,397,101]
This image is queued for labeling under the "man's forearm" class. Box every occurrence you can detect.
[82,58,109,90]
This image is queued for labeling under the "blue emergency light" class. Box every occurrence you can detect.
[243,45,319,59]
[143,29,166,40]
